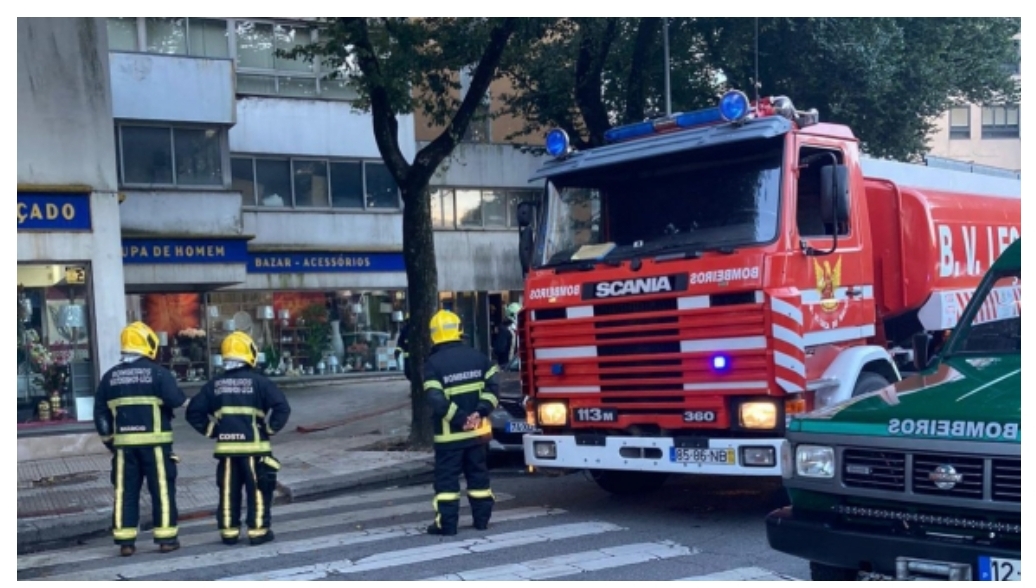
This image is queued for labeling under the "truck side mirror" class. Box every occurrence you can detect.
[518,227,533,276]
[516,201,534,228]
[912,332,933,371]
[820,164,850,224]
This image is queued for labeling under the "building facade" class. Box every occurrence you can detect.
[17,18,548,451]
[17,18,127,455]
[926,35,1021,174]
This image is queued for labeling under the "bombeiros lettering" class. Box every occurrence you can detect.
[529,285,580,300]
[443,370,482,384]
[887,418,1019,440]
[690,266,761,285]
[595,276,672,298]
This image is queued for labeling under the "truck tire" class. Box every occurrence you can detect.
[852,372,890,398]
[589,470,669,496]
[809,561,859,581]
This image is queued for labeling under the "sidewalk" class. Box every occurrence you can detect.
[17,378,435,554]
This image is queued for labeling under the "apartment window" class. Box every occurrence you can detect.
[949,106,970,139]
[232,156,400,209]
[431,189,456,228]
[107,18,138,51]
[431,188,539,230]
[116,125,225,188]
[107,18,230,58]
[981,105,1020,139]
[235,20,344,99]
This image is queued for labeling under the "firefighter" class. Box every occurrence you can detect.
[93,321,187,556]
[493,302,522,369]
[185,331,291,546]
[422,309,500,535]
[394,313,411,381]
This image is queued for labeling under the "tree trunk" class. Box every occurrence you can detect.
[401,181,438,447]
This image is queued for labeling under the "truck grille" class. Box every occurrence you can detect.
[527,291,767,403]
[841,448,1019,504]
[842,449,906,491]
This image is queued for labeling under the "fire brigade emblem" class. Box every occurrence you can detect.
[812,257,848,328]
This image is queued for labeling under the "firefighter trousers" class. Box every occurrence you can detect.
[110,445,179,546]
[432,443,494,533]
[215,455,280,541]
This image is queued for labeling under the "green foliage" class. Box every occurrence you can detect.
[500,17,1020,161]
[300,303,330,366]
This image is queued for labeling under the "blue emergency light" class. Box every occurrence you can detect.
[545,129,571,158]
[711,354,730,372]
[718,90,750,122]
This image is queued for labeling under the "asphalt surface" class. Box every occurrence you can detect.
[18,457,810,581]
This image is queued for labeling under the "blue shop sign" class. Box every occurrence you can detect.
[249,252,405,273]
[122,238,250,264]
[17,193,92,231]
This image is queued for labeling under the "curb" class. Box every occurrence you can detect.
[17,449,434,555]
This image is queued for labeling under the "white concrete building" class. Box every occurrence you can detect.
[16,17,545,451]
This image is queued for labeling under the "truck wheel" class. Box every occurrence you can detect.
[589,470,669,496]
[852,372,890,398]
[809,561,859,581]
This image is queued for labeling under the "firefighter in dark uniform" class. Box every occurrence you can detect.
[394,313,411,381]
[93,321,187,556]
[185,331,291,546]
[423,309,500,535]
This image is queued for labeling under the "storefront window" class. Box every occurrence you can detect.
[205,289,408,377]
[125,293,206,383]
[18,264,95,427]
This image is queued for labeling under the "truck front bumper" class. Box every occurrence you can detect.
[766,506,1020,580]
[522,433,785,476]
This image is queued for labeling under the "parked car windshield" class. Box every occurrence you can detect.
[947,270,1021,356]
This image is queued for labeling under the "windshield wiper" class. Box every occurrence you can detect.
[553,260,597,274]
[648,242,737,262]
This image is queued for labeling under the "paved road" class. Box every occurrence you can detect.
[18,461,809,581]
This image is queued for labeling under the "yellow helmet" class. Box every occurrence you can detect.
[429,309,462,345]
[121,321,160,360]
[221,331,258,367]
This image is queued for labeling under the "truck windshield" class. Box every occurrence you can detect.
[946,270,1021,356]
[537,137,783,267]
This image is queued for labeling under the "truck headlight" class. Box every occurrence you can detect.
[739,401,777,429]
[537,402,568,426]
[795,445,835,478]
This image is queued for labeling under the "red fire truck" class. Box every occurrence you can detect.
[513,90,1021,495]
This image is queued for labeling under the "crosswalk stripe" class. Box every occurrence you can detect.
[217,521,625,580]
[36,506,565,581]
[423,540,698,581]
[674,566,803,581]
[17,491,510,572]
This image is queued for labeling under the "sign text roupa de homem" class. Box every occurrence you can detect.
[17,193,92,231]
[122,238,249,264]
[249,252,405,273]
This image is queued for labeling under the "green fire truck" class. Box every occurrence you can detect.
[766,238,1021,581]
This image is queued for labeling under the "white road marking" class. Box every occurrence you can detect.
[217,521,624,581]
[674,566,803,581]
[33,506,563,581]
[423,540,697,580]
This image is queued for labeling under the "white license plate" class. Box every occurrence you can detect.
[669,447,736,465]
[978,557,1020,581]
[505,422,537,434]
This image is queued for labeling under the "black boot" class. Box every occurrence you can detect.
[426,523,457,536]
[250,530,275,546]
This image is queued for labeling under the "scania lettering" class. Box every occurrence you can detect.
[595,276,672,298]
[513,89,1020,497]
[766,239,1021,580]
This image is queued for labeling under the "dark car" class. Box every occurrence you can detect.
[489,359,539,454]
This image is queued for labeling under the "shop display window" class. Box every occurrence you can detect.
[18,264,95,427]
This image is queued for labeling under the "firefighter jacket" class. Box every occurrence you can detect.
[185,366,291,456]
[93,356,187,447]
[423,341,500,448]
